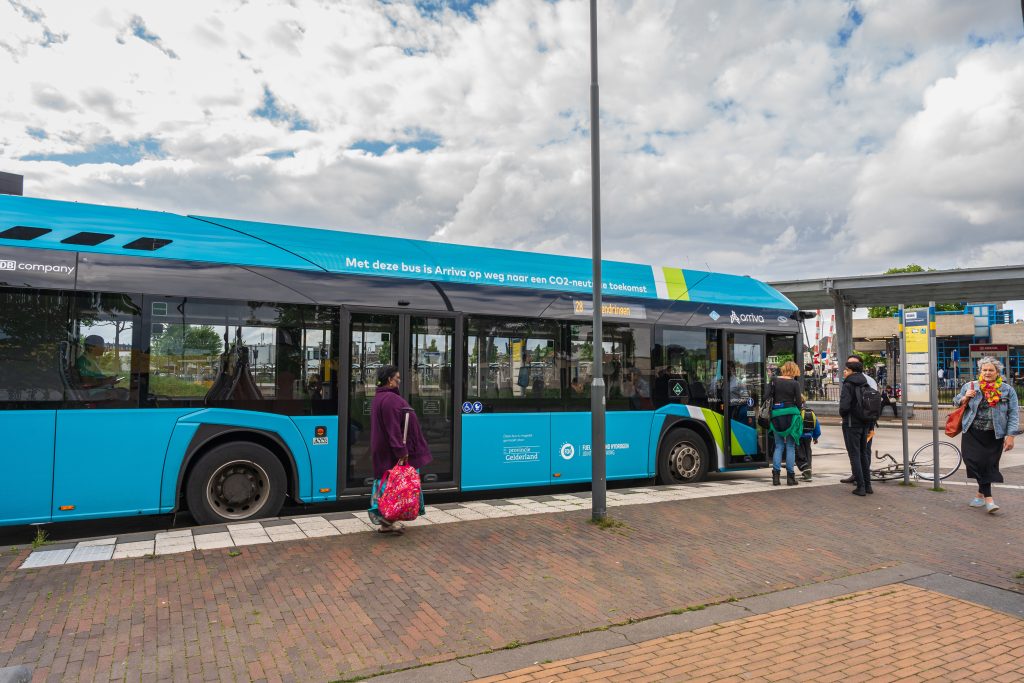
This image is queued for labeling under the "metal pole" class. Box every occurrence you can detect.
[899,305,909,484]
[928,302,940,490]
[588,0,606,521]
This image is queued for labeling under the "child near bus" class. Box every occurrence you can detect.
[796,399,820,481]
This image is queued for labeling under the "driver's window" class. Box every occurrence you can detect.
[66,292,142,408]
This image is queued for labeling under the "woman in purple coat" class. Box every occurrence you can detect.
[368,365,433,533]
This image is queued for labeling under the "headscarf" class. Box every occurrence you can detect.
[978,374,1003,407]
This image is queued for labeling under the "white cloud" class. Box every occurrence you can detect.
[1,0,1022,285]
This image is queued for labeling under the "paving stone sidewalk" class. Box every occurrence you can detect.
[1,471,1022,682]
[464,582,1024,683]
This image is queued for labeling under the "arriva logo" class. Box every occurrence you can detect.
[730,310,766,324]
[708,310,720,321]
[559,442,575,460]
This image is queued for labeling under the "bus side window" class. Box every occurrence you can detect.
[0,288,71,406]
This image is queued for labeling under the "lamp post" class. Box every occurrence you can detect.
[588,0,606,521]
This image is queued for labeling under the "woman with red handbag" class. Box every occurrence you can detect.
[952,357,1018,514]
[368,365,433,534]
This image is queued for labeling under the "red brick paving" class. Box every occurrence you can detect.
[475,584,1024,683]
[1,477,1022,682]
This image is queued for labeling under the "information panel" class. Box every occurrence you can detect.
[903,307,932,403]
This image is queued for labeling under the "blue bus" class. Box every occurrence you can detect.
[0,195,802,526]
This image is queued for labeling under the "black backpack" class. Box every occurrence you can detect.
[854,382,882,422]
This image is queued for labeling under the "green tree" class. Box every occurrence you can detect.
[851,351,882,369]
[867,265,965,318]
[152,324,222,356]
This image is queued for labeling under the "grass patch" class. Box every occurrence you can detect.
[588,517,626,530]
[31,528,49,549]
[927,486,947,493]
[1014,570,1024,580]
[503,640,522,650]
[827,593,862,604]
[228,550,242,558]
[669,604,707,615]
[898,481,916,487]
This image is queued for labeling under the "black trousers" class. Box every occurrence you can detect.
[843,423,871,488]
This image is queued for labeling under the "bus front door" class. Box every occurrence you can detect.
[344,312,457,491]
[725,333,768,465]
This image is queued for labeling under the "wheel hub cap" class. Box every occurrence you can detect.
[207,460,270,519]
[671,443,700,479]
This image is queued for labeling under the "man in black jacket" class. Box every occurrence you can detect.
[839,360,873,496]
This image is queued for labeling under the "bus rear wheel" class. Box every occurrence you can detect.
[658,428,710,484]
[185,442,287,525]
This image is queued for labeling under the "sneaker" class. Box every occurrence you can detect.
[802,470,812,481]
[985,502,1000,514]
[969,497,986,508]
[841,475,856,484]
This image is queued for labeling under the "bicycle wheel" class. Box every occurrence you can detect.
[910,441,962,481]
[870,466,903,482]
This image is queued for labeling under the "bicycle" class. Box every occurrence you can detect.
[870,441,963,482]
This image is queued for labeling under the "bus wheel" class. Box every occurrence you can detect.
[185,442,287,525]
[658,428,709,484]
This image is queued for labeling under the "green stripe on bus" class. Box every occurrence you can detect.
[662,267,689,301]
[700,408,724,453]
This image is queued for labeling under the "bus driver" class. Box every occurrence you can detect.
[76,335,118,388]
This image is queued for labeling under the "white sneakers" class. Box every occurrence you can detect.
[970,497,1000,514]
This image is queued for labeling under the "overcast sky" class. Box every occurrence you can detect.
[2,0,1023,286]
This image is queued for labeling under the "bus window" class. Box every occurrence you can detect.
[567,322,652,411]
[147,297,337,415]
[66,292,142,407]
[654,328,720,410]
[465,317,559,410]
[0,288,72,406]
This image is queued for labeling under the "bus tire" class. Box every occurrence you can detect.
[658,428,710,484]
[185,441,287,525]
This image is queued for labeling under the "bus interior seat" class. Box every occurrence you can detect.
[204,328,264,403]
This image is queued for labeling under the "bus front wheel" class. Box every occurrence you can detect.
[658,428,709,484]
[185,442,287,525]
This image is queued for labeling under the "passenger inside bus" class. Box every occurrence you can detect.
[728,363,750,424]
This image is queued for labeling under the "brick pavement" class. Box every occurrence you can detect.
[471,584,1024,683]
[1,471,1022,682]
